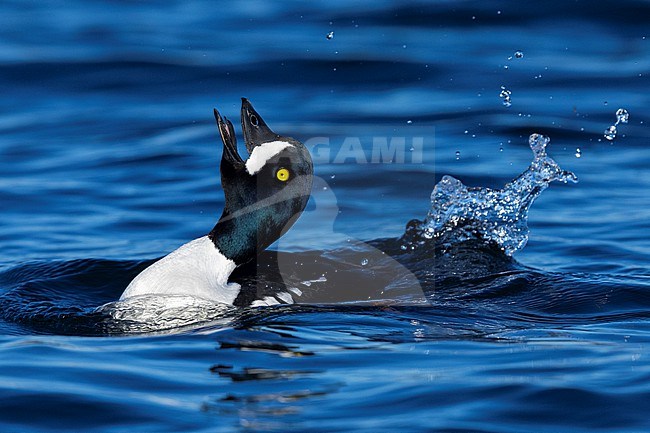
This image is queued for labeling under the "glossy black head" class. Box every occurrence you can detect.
[209,99,313,265]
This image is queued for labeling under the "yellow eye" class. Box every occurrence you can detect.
[276,168,290,182]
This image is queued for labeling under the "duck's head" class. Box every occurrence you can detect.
[209,98,313,265]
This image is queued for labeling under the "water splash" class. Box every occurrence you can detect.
[96,295,236,333]
[604,108,629,141]
[403,134,577,255]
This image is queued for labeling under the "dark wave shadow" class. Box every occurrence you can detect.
[0,258,151,335]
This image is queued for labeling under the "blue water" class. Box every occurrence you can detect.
[1,0,649,431]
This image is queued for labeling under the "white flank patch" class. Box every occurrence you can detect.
[245,140,293,175]
[120,236,240,305]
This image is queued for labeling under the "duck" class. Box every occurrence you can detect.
[119,98,313,304]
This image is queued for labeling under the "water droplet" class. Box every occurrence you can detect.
[455,151,461,160]
[330,174,336,179]
[464,130,469,134]
[604,125,617,141]
[326,31,334,40]
[503,65,509,69]
[514,50,524,59]
[402,44,407,49]
[407,120,412,124]
[499,86,512,107]
[361,258,369,266]
[575,148,581,158]
[603,108,630,141]
[322,186,328,190]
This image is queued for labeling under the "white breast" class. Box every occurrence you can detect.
[120,236,240,305]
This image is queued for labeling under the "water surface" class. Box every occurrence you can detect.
[0,1,649,431]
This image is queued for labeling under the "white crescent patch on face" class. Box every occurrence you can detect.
[245,140,294,175]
